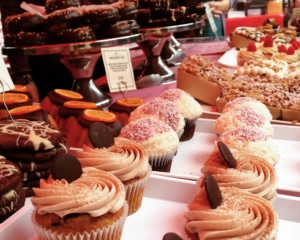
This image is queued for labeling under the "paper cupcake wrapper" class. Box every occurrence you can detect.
[31,202,129,240]
[180,118,197,142]
[148,149,177,171]
[124,165,151,215]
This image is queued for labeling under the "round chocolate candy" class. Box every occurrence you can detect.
[51,153,82,183]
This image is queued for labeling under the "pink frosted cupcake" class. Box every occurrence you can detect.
[213,105,274,137]
[128,98,185,138]
[218,126,279,165]
[222,97,272,121]
[76,137,151,215]
[119,118,179,171]
[158,88,203,141]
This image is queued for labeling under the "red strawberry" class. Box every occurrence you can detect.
[263,35,273,47]
[278,45,287,53]
[292,41,299,50]
[287,46,295,55]
[290,37,298,44]
[247,42,257,52]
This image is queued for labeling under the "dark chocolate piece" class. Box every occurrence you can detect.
[204,174,222,209]
[163,232,183,240]
[51,153,82,183]
[217,141,236,168]
[88,122,115,148]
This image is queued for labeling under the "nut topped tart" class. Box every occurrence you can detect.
[31,153,128,240]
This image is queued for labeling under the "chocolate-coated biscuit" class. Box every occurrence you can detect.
[0,157,22,196]
[15,159,52,172]
[22,169,51,182]
[0,189,25,223]
[0,119,67,151]
[0,181,23,206]
[0,143,68,162]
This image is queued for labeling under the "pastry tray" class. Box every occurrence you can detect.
[153,118,300,196]
[0,175,300,239]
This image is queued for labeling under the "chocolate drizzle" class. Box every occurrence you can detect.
[204,174,222,209]
[218,141,236,168]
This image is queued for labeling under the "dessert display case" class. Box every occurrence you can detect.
[2,34,143,108]
[1,175,300,239]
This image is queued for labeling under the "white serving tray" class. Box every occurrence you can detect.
[217,47,238,68]
[0,175,300,239]
[153,118,300,196]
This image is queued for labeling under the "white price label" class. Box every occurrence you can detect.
[0,53,14,93]
[101,47,136,93]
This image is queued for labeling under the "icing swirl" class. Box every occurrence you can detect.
[76,137,150,181]
[201,150,277,200]
[31,167,126,218]
[184,187,278,239]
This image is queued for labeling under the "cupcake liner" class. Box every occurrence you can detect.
[180,118,197,142]
[123,165,151,215]
[31,202,129,240]
[148,149,177,172]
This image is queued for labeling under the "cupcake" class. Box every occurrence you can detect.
[158,88,203,141]
[119,118,179,171]
[31,155,128,240]
[183,175,279,240]
[76,137,151,215]
[201,142,278,201]
[128,98,185,138]
[221,96,272,121]
[218,126,279,165]
[213,105,274,137]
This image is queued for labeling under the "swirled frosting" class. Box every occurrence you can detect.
[31,167,126,218]
[201,150,278,200]
[184,186,278,239]
[76,137,150,182]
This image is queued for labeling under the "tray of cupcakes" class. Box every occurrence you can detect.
[152,97,300,197]
[0,174,300,239]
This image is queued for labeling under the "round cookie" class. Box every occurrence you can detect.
[88,122,115,148]
[51,153,82,183]
[0,156,25,223]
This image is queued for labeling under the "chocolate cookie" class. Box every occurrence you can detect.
[0,119,67,151]
[88,122,115,148]
[0,157,25,223]
[0,157,22,196]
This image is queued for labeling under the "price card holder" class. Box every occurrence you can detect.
[101,46,136,93]
[0,53,14,92]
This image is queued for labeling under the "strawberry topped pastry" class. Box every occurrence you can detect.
[257,35,278,57]
[237,42,264,66]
